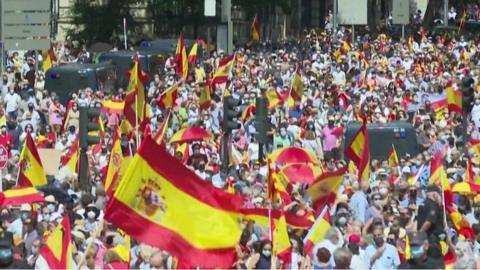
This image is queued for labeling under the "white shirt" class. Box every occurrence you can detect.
[4,92,20,113]
[312,239,337,266]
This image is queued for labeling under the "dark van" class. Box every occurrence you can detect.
[45,62,117,104]
[344,121,419,161]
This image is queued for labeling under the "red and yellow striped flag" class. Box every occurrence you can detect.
[345,121,370,181]
[104,137,244,268]
[61,135,79,174]
[124,60,147,127]
[241,104,256,123]
[199,83,212,110]
[211,55,234,85]
[290,66,303,101]
[152,111,171,145]
[470,139,480,157]
[303,206,331,256]
[446,85,462,113]
[307,167,347,210]
[18,133,48,187]
[272,211,291,266]
[42,47,56,72]
[342,40,352,52]
[266,88,286,110]
[104,128,123,197]
[188,41,198,65]
[388,144,399,167]
[157,84,178,109]
[251,15,260,43]
[0,187,44,207]
[102,100,124,115]
[39,214,74,269]
[407,35,414,52]
[429,150,448,188]
[176,33,188,80]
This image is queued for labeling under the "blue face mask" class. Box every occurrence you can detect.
[410,245,424,259]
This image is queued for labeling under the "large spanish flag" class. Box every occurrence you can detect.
[176,33,188,80]
[157,84,178,109]
[211,55,234,85]
[39,214,74,269]
[290,67,303,101]
[303,206,330,256]
[0,187,44,207]
[18,133,48,187]
[104,128,123,197]
[42,47,56,72]
[307,167,347,210]
[188,41,198,65]
[104,137,244,268]
[124,60,147,127]
[345,121,370,181]
[152,111,171,145]
[446,85,462,113]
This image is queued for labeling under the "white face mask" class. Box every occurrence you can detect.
[31,246,39,255]
[87,211,96,219]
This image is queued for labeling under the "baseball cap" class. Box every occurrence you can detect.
[348,234,360,244]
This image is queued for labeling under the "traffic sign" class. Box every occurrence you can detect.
[0,145,9,169]
[392,0,410,25]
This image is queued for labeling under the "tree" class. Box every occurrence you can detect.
[66,0,140,46]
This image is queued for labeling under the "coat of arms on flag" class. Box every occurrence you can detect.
[133,178,167,219]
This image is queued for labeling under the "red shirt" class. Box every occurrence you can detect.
[0,132,13,157]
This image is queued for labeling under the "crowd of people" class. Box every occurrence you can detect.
[2,13,480,269]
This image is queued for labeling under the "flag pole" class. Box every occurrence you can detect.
[123,17,128,50]
[135,94,140,149]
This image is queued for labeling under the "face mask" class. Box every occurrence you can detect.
[476,100,480,105]
[379,188,388,195]
[262,249,271,258]
[31,246,39,255]
[374,199,384,207]
[438,233,446,241]
[87,211,96,219]
[410,245,424,259]
[1,128,6,134]
[337,216,347,225]
[20,212,30,221]
[280,130,287,137]
[47,204,55,212]
[43,214,50,222]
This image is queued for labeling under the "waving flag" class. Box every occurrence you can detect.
[152,111,171,145]
[104,128,124,196]
[446,85,462,113]
[157,84,178,109]
[61,135,79,173]
[303,206,331,256]
[266,88,287,109]
[199,83,212,110]
[176,33,188,80]
[0,187,44,207]
[272,211,291,266]
[188,41,198,64]
[211,55,234,85]
[429,150,448,189]
[124,60,147,127]
[39,214,74,269]
[18,133,47,187]
[407,35,414,52]
[104,137,244,268]
[102,100,124,115]
[342,40,352,52]
[388,144,399,167]
[470,139,480,157]
[42,47,56,72]
[308,167,347,210]
[290,66,303,101]
[345,121,370,181]
[250,15,260,44]
[241,104,256,123]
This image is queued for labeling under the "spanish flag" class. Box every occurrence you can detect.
[430,97,448,120]
[188,41,198,65]
[342,39,352,52]
[459,10,466,34]
[272,211,291,266]
[388,144,399,167]
[39,214,74,269]
[0,187,44,207]
[407,35,414,52]
[446,85,462,113]
[61,135,79,173]
[104,128,123,197]
[199,83,212,110]
[303,206,330,256]
[344,121,370,181]
[42,47,56,72]
[211,55,234,85]
[102,100,124,115]
[104,137,244,268]
[470,139,480,157]
[152,111,171,145]
[307,167,347,210]
[429,150,448,187]
[241,104,256,123]
[250,15,260,43]
[18,133,48,187]
[124,60,147,128]
[266,88,286,110]
[157,84,178,109]
[290,66,303,101]
[176,33,188,80]
[267,160,291,204]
